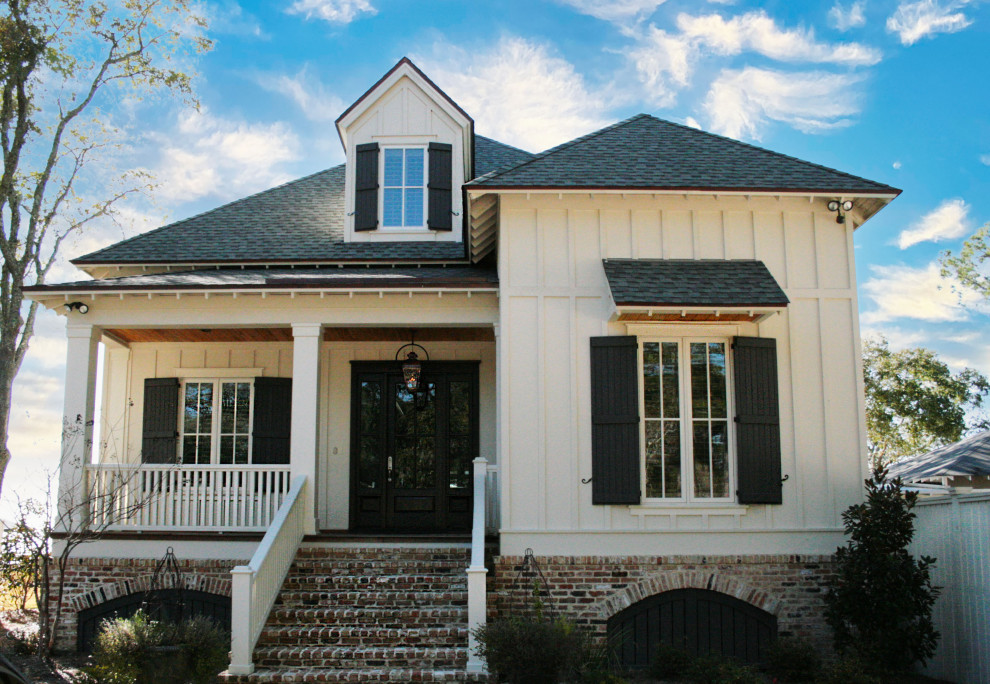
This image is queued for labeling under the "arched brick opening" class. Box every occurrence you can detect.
[606,587,778,670]
[71,572,232,613]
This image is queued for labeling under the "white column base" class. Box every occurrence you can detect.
[466,566,489,675]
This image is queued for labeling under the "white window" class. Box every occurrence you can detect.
[382,147,426,228]
[180,379,253,464]
[641,339,733,501]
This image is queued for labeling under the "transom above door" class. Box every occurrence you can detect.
[350,362,479,533]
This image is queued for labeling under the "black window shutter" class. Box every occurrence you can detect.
[590,336,641,505]
[142,378,179,464]
[354,142,379,232]
[733,336,783,504]
[252,377,292,464]
[427,142,453,231]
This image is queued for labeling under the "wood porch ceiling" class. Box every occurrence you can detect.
[105,327,495,343]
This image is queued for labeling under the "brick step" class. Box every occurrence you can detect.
[288,560,469,574]
[275,590,468,608]
[257,625,468,647]
[267,605,467,627]
[221,667,488,683]
[295,548,470,561]
[280,573,466,592]
[252,646,466,669]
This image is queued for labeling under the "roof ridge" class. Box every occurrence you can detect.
[640,114,892,191]
[474,133,533,158]
[469,114,650,185]
[74,164,346,264]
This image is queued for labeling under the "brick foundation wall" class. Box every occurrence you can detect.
[49,557,246,652]
[490,554,836,653]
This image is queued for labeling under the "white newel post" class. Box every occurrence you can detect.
[466,456,489,674]
[290,323,321,535]
[58,324,100,531]
[228,566,255,675]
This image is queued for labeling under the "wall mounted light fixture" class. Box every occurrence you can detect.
[65,301,89,314]
[827,199,853,224]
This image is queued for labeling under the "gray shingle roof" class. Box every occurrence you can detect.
[73,135,533,266]
[887,430,990,481]
[603,259,789,307]
[469,114,899,195]
[30,265,498,292]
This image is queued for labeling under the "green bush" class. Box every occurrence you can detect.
[474,617,588,684]
[814,656,882,684]
[824,469,940,674]
[87,611,228,684]
[765,638,821,683]
[649,642,693,680]
[686,655,763,684]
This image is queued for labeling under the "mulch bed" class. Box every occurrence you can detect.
[0,610,89,683]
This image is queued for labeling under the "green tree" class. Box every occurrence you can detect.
[940,222,990,300]
[0,0,211,494]
[864,336,989,469]
[824,469,939,675]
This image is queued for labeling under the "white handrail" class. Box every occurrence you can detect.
[85,464,292,531]
[466,457,488,674]
[228,475,308,675]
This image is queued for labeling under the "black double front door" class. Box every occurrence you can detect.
[350,362,479,532]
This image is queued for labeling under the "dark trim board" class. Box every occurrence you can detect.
[349,361,480,534]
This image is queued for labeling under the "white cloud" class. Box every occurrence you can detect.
[980,154,990,165]
[703,67,863,140]
[199,1,267,38]
[557,0,666,23]
[677,11,881,65]
[829,1,867,31]
[897,198,970,249]
[628,10,880,107]
[286,0,375,24]
[258,66,345,122]
[151,109,299,201]
[886,0,973,45]
[893,160,902,169]
[684,116,701,129]
[861,262,984,324]
[420,37,608,152]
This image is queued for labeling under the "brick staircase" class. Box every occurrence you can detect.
[221,545,487,683]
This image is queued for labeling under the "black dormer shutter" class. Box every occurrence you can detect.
[252,377,292,464]
[355,142,379,232]
[427,142,453,231]
[142,378,179,463]
[733,336,783,504]
[590,336,641,504]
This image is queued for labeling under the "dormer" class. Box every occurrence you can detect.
[336,58,473,243]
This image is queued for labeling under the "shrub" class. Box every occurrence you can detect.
[649,642,693,680]
[814,656,882,684]
[824,468,939,674]
[765,638,821,683]
[87,611,228,684]
[686,655,763,684]
[474,617,588,684]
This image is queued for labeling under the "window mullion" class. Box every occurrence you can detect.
[680,341,691,502]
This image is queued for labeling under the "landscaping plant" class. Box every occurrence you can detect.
[824,468,939,675]
[764,638,821,683]
[473,616,589,684]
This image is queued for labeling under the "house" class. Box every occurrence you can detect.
[25,58,900,679]
[888,430,990,494]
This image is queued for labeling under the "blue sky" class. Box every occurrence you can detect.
[4,0,990,507]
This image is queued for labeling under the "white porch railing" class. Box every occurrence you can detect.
[85,464,292,531]
[485,463,500,534]
[467,457,489,674]
[229,475,308,675]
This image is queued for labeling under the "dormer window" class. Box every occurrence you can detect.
[353,141,454,234]
[383,147,426,228]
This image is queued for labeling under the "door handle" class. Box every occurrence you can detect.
[387,456,393,482]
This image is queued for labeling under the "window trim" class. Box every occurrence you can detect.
[178,378,255,465]
[379,144,429,231]
[638,337,737,504]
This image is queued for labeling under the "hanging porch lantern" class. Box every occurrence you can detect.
[395,331,429,392]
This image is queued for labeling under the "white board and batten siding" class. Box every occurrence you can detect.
[910,493,990,684]
[496,193,867,556]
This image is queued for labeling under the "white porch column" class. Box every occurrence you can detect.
[58,324,101,531]
[290,323,321,535]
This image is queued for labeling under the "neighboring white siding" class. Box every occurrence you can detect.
[496,193,866,555]
[911,493,990,684]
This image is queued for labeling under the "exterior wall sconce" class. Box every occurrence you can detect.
[395,331,429,392]
[65,301,89,314]
[827,199,853,224]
